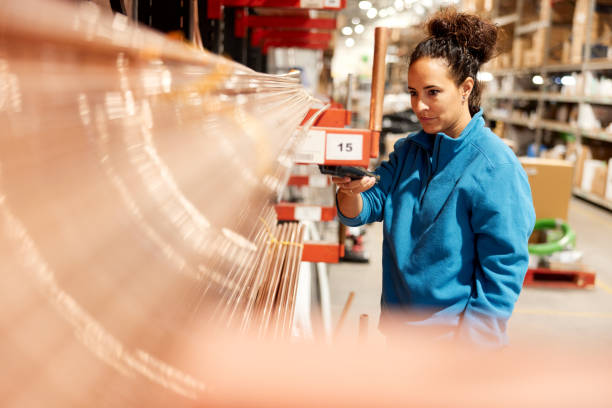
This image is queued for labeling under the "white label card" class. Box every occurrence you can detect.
[325,133,363,161]
[300,0,324,8]
[309,175,329,188]
[324,0,341,7]
[294,206,322,221]
[294,129,325,164]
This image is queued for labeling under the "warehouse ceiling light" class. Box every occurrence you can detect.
[354,24,365,34]
[351,17,361,24]
[477,72,493,82]
[342,26,353,35]
[345,37,355,47]
[561,75,576,86]
[379,8,388,17]
[532,75,544,85]
[394,0,404,11]
[359,1,372,10]
[414,4,425,15]
[367,8,377,18]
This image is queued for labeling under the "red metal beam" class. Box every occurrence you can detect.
[208,0,346,20]
[262,40,330,54]
[301,108,351,127]
[287,174,330,187]
[251,29,331,47]
[302,242,344,263]
[524,268,596,289]
[275,203,337,221]
[235,11,336,38]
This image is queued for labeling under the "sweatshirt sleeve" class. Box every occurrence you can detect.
[336,138,407,227]
[458,162,535,347]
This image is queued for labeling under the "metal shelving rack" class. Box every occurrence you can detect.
[483,0,612,209]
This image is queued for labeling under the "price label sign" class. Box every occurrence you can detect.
[309,175,329,187]
[294,206,322,221]
[325,133,363,161]
[300,0,324,7]
[324,0,341,7]
[294,129,325,163]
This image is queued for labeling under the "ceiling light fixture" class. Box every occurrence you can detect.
[358,1,372,10]
[367,8,377,18]
[477,72,493,82]
[345,38,355,47]
[341,26,353,35]
[354,24,365,34]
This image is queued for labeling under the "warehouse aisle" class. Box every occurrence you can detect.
[328,197,612,347]
[511,197,612,348]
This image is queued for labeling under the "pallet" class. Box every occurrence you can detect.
[523,268,596,289]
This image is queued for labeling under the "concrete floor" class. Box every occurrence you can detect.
[327,197,612,347]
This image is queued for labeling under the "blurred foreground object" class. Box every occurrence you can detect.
[0,1,611,407]
[0,0,312,405]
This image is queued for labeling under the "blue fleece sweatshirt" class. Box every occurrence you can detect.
[337,110,535,347]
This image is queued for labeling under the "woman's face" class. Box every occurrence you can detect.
[408,57,472,137]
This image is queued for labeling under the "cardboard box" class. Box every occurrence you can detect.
[571,0,589,63]
[512,38,523,68]
[520,158,574,220]
[606,158,612,201]
[581,159,607,193]
[573,144,592,187]
[591,164,608,197]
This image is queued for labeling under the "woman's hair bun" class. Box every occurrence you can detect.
[427,9,498,64]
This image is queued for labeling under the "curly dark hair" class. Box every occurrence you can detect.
[409,9,499,116]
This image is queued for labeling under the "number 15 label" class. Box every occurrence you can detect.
[325,133,362,161]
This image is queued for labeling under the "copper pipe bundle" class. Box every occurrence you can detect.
[0,0,313,405]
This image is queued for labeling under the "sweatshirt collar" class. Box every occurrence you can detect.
[409,109,484,168]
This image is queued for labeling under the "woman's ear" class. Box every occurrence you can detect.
[461,76,475,98]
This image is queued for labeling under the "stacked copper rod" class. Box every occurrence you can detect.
[0,0,314,406]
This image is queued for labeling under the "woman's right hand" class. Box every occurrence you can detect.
[331,176,377,197]
[332,176,376,219]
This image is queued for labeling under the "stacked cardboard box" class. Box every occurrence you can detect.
[513,1,550,68]
[572,144,611,200]
[570,0,589,63]
[520,157,573,220]
[606,158,612,201]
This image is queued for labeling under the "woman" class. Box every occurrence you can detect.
[334,10,535,347]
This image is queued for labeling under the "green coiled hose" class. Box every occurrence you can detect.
[528,218,576,256]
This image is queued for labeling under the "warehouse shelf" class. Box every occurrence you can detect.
[487,92,612,106]
[540,93,585,103]
[540,63,584,73]
[486,92,539,101]
[487,113,536,128]
[584,60,612,71]
[488,114,612,142]
[488,61,612,77]
[573,188,612,211]
[538,119,579,134]
[581,129,612,143]
[492,13,518,26]
[516,20,549,35]
[483,1,612,217]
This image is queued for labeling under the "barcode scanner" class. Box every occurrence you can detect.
[318,165,380,182]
